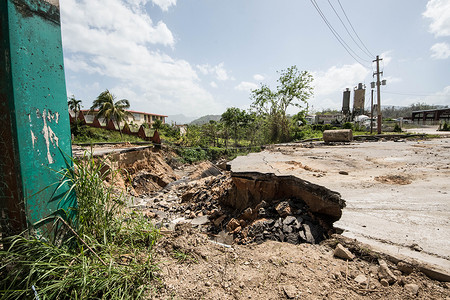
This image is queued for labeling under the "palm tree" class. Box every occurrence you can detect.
[67,95,82,119]
[90,89,133,138]
[152,119,163,130]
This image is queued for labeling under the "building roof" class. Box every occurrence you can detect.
[80,109,167,117]
[411,108,450,114]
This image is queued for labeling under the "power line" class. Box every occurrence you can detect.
[337,0,375,58]
[309,0,371,68]
[310,0,370,65]
[327,0,373,60]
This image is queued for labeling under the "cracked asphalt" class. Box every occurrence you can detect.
[229,137,450,275]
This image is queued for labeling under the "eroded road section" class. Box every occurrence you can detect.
[229,138,450,274]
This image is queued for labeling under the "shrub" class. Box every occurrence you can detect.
[393,124,402,132]
[0,153,160,299]
[342,122,354,130]
[177,147,207,163]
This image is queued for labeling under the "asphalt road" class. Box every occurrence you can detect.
[229,137,450,274]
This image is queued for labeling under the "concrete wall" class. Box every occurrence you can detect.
[0,0,75,236]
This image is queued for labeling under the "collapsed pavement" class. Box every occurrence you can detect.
[100,146,346,247]
[73,142,450,300]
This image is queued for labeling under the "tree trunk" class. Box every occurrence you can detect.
[116,120,123,139]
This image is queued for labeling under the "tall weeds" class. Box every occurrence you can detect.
[0,152,160,299]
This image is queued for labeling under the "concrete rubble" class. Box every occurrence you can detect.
[129,162,346,247]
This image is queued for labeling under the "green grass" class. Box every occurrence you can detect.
[72,125,145,144]
[175,145,262,164]
[0,152,160,299]
[172,250,197,264]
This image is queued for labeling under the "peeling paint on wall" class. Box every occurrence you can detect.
[30,129,37,148]
[40,109,59,164]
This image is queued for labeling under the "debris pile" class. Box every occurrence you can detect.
[177,170,345,246]
[217,198,328,245]
[124,156,346,247]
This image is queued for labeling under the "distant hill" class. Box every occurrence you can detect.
[190,115,221,125]
[166,114,196,125]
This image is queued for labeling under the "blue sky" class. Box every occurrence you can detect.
[60,0,450,118]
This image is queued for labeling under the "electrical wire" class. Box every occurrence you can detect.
[327,0,373,60]
[310,0,370,64]
[337,0,375,58]
[309,0,371,68]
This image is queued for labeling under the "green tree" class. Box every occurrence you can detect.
[90,89,132,138]
[202,120,219,147]
[152,119,163,130]
[251,66,313,142]
[221,107,251,147]
[68,95,82,118]
[182,125,207,147]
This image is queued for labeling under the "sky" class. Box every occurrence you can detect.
[60,0,450,118]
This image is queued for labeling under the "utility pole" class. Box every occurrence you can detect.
[370,88,374,134]
[373,55,383,134]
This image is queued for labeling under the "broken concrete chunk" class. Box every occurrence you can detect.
[333,244,355,260]
[232,226,242,234]
[258,207,267,217]
[302,223,315,244]
[283,285,297,299]
[397,261,414,274]
[226,218,240,232]
[213,214,227,227]
[283,224,293,234]
[190,215,209,226]
[354,274,367,286]
[221,172,345,222]
[240,207,255,221]
[323,129,353,143]
[283,216,297,225]
[378,259,397,284]
[276,201,293,217]
[404,283,419,295]
[380,279,389,287]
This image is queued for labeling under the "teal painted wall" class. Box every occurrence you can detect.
[1,0,76,237]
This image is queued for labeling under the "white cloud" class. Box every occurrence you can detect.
[430,42,450,59]
[210,81,218,88]
[60,0,224,117]
[312,63,370,97]
[128,0,176,11]
[61,0,175,49]
[151,0,176,11]
[235,81,258,92]
[382,76,402,85]
[426,85,450,104]
[253,74,265,81]
[196,62,231,81]
[380,51,393,65]
[423,0,450,37]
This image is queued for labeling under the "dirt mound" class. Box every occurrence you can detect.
[151,224,450,299]
[110,148,180,195]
